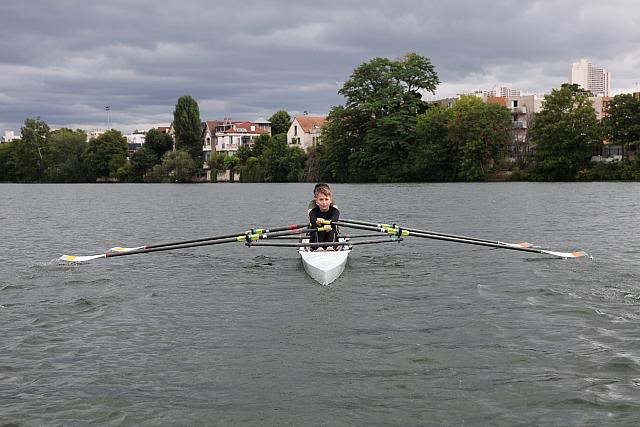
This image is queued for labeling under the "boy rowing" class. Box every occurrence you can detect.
[308,183,339,250]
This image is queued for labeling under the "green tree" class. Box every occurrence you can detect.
[529,85,603,181]
[268,110,291,135]
[173,95,202,159]
[451,96,512,181]
[0,142,17,181]
[83,129,128,181]
[145,128,174,160]
[43,128,90,182]
[322,53,440,181]
[13,117,50,182]
[602,93,640,160]
[409,106,457,181]
[146,150,198,183]
[127,145,159,182]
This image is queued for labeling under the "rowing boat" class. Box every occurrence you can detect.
[57,220,591,283]
[298,238,351,286]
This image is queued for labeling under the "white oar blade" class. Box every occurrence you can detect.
[540,250,591,259]
[58,254,106,262]
[499,241,534,249]
[108,246,145,252]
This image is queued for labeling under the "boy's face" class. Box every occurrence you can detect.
[315,192,332,211]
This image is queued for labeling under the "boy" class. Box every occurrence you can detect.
[308,183,340,250]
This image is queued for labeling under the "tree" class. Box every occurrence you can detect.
[409,106,457,181]
[0,142,17,182]
[13,117,49,182]
[268,110,291,135]
[83,129,128,181]
[127,145,159,182]
[321,52,440,181]
[146,150,198,183]
[602,93,640,160]
[451,96,512,181]
[43,128,90,182]
[529,85,603,181]
[173,95,202,159]
[145,128,174,160]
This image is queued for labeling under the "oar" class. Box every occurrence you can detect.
[332,221,590,259]
[59,227,311,262]
[105,223,308,253]
[340,218,535,249]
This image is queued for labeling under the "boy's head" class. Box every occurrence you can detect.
[314,183,332,211]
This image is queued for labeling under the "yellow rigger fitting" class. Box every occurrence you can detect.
[385,228,409,236]
[236,233,260,242]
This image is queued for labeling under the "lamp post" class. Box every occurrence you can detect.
[105,105,111,129]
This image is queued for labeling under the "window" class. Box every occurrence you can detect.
[294,125,298,137]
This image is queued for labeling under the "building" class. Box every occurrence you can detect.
[286,116,326,152]
[1,130,19,143]
[201,118,272,181]
[124,130,146,157]
[483,86,522,97]
[86,129,106,141]
[570,59,611,96]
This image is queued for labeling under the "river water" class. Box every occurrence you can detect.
[1,183,639,426]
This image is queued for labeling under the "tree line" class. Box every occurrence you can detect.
[2,54,640,183]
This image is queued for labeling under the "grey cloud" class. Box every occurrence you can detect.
[1,0,639,134]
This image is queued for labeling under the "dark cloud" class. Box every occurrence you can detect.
[1,0,639,134]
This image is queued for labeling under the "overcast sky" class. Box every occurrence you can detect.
[1,0,639,135]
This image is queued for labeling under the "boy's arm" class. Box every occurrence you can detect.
[330,206,340,223]
[308,208,318,228]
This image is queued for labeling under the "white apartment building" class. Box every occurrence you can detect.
[484,86,521,97]
[1,130,19,143]
[570,59,611,96]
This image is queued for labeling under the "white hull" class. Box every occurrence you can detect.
[299,239,351,285]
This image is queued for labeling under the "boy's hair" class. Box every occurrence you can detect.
[314,183,332,197]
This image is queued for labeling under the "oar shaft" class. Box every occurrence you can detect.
[144,223,307,249]
[341,218,508,246]
[105,227,310,257]
[334,221,543,255]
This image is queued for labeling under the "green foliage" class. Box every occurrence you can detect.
[83,130,128,181]
[560,83,593,96]
[452,97,512,181]
[43,128,90,182]
[127,145,159,182]
[602,93,640,160]
[302,145,325,182]
[409,106,457,180]
[316,106,363,182]
[408,98,511,181]
[239,157,265,182]
[577,161,640,181]
[0,142,17,181]
[13,117,50,182]
[529,86,603,180]
[145,128,174,160]
[207,151,225,171]
[223,155,240,171]
[146,149,198,183]
[268,110,291,135]
[173,95,202,159]
[321,53,440,181]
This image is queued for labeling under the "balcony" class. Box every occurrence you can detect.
[513,121,527,129]
[511,106,527,114]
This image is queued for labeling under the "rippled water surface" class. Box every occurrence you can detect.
[1,182,639,426]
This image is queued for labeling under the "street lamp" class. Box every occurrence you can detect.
[105,105,111,129]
